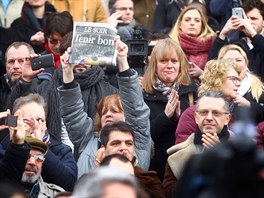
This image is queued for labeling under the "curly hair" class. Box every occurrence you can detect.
[198,59,241,97]
[143,37,191,93]
[170,5,215,43]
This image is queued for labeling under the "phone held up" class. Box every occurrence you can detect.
[4,115,17,127]
[232,7,244,19]
[31,54,55,71]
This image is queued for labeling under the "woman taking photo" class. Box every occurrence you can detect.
[142,37,198,181]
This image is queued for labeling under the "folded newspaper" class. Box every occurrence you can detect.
[69,22,117,66]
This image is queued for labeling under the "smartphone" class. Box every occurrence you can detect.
[232,7,243,19]
[31,54,55,71]
[4,115,17,127]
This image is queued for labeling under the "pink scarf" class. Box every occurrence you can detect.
[179,32,213,70]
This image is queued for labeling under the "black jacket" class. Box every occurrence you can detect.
[143,82,197,181]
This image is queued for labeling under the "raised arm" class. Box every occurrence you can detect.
[115,36,151,170]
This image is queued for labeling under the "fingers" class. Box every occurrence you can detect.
[0,110,11,131]
[202,133,220,149]
[165,89,180,118]
[95,147,106,167]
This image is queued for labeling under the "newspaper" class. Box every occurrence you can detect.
[69,22,117,66]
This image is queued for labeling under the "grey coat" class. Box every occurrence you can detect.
[58,70,151,178]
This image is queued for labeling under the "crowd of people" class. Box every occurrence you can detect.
[1,0,264,197]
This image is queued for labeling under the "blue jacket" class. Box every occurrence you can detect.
[0,134,77,191]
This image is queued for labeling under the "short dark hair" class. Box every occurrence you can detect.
[100,153,132,166]
[44,11,73,39]
[242,0,264,19]
[100,121,135,147]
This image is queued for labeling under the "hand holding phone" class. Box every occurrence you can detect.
[232,8,244,19]
[4,115,17,127]
[31,54,55,71]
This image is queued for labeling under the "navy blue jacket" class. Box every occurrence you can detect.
[0,134,77,191]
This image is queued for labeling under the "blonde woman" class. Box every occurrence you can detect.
[142,37,198,181]
[218,44,264,123]
[170,6,216,79]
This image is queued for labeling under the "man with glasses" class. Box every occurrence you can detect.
[163,90,234,197]
[21,136,65,197]
[0,93,77,191]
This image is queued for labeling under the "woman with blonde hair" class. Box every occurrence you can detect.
[143,37,198,181]
[217,44,264,126]
[175,59,241,144]
[170,5,216,80]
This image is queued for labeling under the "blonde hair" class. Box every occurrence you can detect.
[93,94,124,132]
[142,38,191,93]
[170,6,215,43]
[218,44,264,102]
[198,59,241,97]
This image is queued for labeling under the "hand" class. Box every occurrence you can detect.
[30,31,45,45]
[202,133,220,149]
[235,18,257,38]
[219,16,241,40]
[114,35,129,72]
[60,47,75,83]
[22,54,44,82]
[9,110,26,145]
[188,63,203,78]
[233,95,250,107]
[95,147,106,167]
[107,12,123,28]
[22,117,46,141]
[0,110,11,131]
[164,89,181,119]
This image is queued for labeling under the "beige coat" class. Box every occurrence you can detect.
[48,0,107,22]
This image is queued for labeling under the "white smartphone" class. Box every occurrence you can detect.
[232,7,244,19]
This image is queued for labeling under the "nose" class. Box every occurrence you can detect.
[13,60,21,69]
[105,109,113,118]
[119,142,128,151]
[205,111,213,120]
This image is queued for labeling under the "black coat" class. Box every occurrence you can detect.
[143,82,197,181]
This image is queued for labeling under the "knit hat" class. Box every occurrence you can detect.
[25,136,48,153]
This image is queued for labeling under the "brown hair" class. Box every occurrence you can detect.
[93,94,124,132]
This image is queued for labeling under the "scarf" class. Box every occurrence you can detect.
[237,72,252,96]
[44,42,61,69]
[153,79,179,98]
[54,65,110,119]
[179,32,213,70]
[194,125,230,146]
[117,19,137,43]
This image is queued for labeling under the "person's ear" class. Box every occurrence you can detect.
[225,114,232,125]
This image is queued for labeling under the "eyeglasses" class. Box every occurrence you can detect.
[196,110,230,117]
[28,153,45,163]
[7,58,27,66]
[48,38,61,45]
[227,76,240,84]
